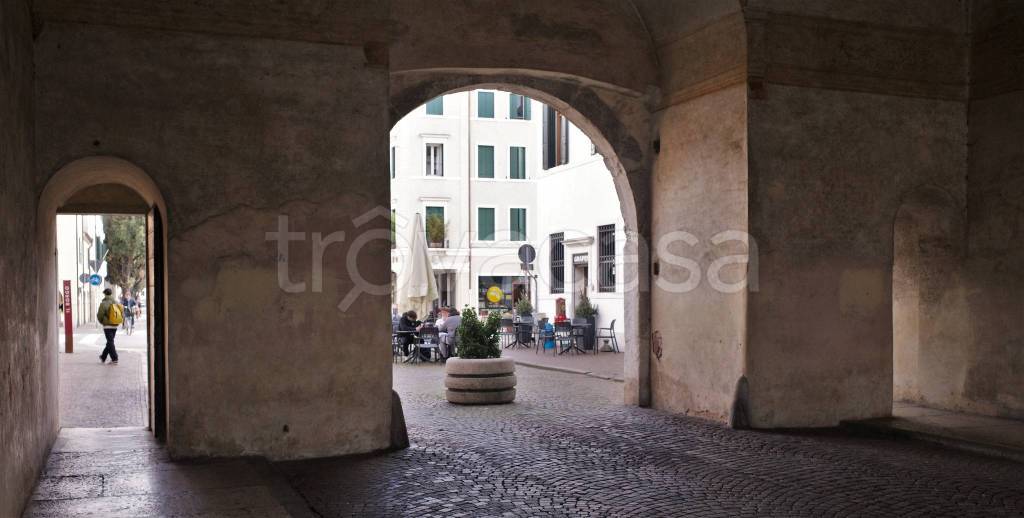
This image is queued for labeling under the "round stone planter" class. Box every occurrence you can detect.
[445,357,516,405]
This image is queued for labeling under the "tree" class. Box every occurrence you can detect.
[103,215,146,295]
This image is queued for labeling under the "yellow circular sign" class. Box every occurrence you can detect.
[486,286,503,303]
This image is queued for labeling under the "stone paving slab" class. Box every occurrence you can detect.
[844,402,1024,463]
[59,327,148,428]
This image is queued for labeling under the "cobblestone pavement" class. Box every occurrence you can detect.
[60,325,148,428]
[276,363,1024,517]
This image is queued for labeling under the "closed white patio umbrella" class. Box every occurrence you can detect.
[396,213,438,318]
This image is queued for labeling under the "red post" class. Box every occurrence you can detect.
[63,280,73,353]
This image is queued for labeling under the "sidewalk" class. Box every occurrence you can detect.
[843,401,1024,463]
[59,325,149,428]
[503,346,624,382]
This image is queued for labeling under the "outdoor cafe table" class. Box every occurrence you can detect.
[554,323,591,355]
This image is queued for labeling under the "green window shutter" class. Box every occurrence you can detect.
[390,146,395,178]
[478,208,495,241]
[425,97,444,115]
[510,147,526,179]
[524,98,531,120]
[478,91,494,118]
[510,208,526,241]
[478,145,494,178]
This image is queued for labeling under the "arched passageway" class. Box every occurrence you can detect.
[38,156,170,440]
[389,77,652,406]
[892,185,966,410]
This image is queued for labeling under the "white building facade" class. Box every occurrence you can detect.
[390,90,625,349]
[55,214,109,328]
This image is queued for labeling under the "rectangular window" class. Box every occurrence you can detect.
[425,96,444,115]
[426,206,445,248]
[478,91,494,118]
[390,146,396,178]
[478,145,494,178]
[543,106,571,169]
[478,207,495,241]
[598,224,615,292]
[509,146,526,179]
[550,232,564,293]
[510,208,527,241]
[391,209,396,249]
[425,143,443,176]
[509,94,531,120]
[478,275,526,312]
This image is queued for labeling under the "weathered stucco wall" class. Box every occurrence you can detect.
[950,0,1024,418]
[650,83,748,421]
[744,0,969,427]
[644,1,748,422]
[34,22,393,459]
[747,85,966,427]
[892,187,968,407]
[1,1,58,516]
[890,0,1024,420]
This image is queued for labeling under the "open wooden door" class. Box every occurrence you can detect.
[147,205,167,441]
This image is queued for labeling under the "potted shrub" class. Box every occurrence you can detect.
[425,212,446,248]
[574,292,598,351]
[515,297,533,318]
[445,307,516,404]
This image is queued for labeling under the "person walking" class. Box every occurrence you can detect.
[97,288,123,364]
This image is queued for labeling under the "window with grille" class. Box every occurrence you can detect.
[598,224,615,292]
[550,232,564,293]
[509,94,531,120]
[425,143,443,176]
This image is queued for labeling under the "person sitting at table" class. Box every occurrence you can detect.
[436,306,461,360]
[397,310,421,357]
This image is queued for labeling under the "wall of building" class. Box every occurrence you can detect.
[535,123,627,349]
[640,1,749,422]
[944,0,1024,418]
[1,1,57,516]
[390,90,542,315]
[55,214,109,328]
[34,21,393,459]
[744,1,969,427]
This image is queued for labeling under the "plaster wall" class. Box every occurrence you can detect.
[34,22,393,459]
[746,84,967,427]
[957,90,1024,418]
[0,1,56,516]
[650,83,749,421]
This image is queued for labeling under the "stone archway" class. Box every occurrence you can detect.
[38,156,171,439]
[892,185,966,412]
[389,72,654,406]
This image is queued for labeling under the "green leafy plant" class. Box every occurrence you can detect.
[102,215,146,295]
[425,213,446,245]
[456,306,502,359]
[574,292,598,319]
[515,297,533,316]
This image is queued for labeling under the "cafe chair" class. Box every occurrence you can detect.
[596,319,620,353]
